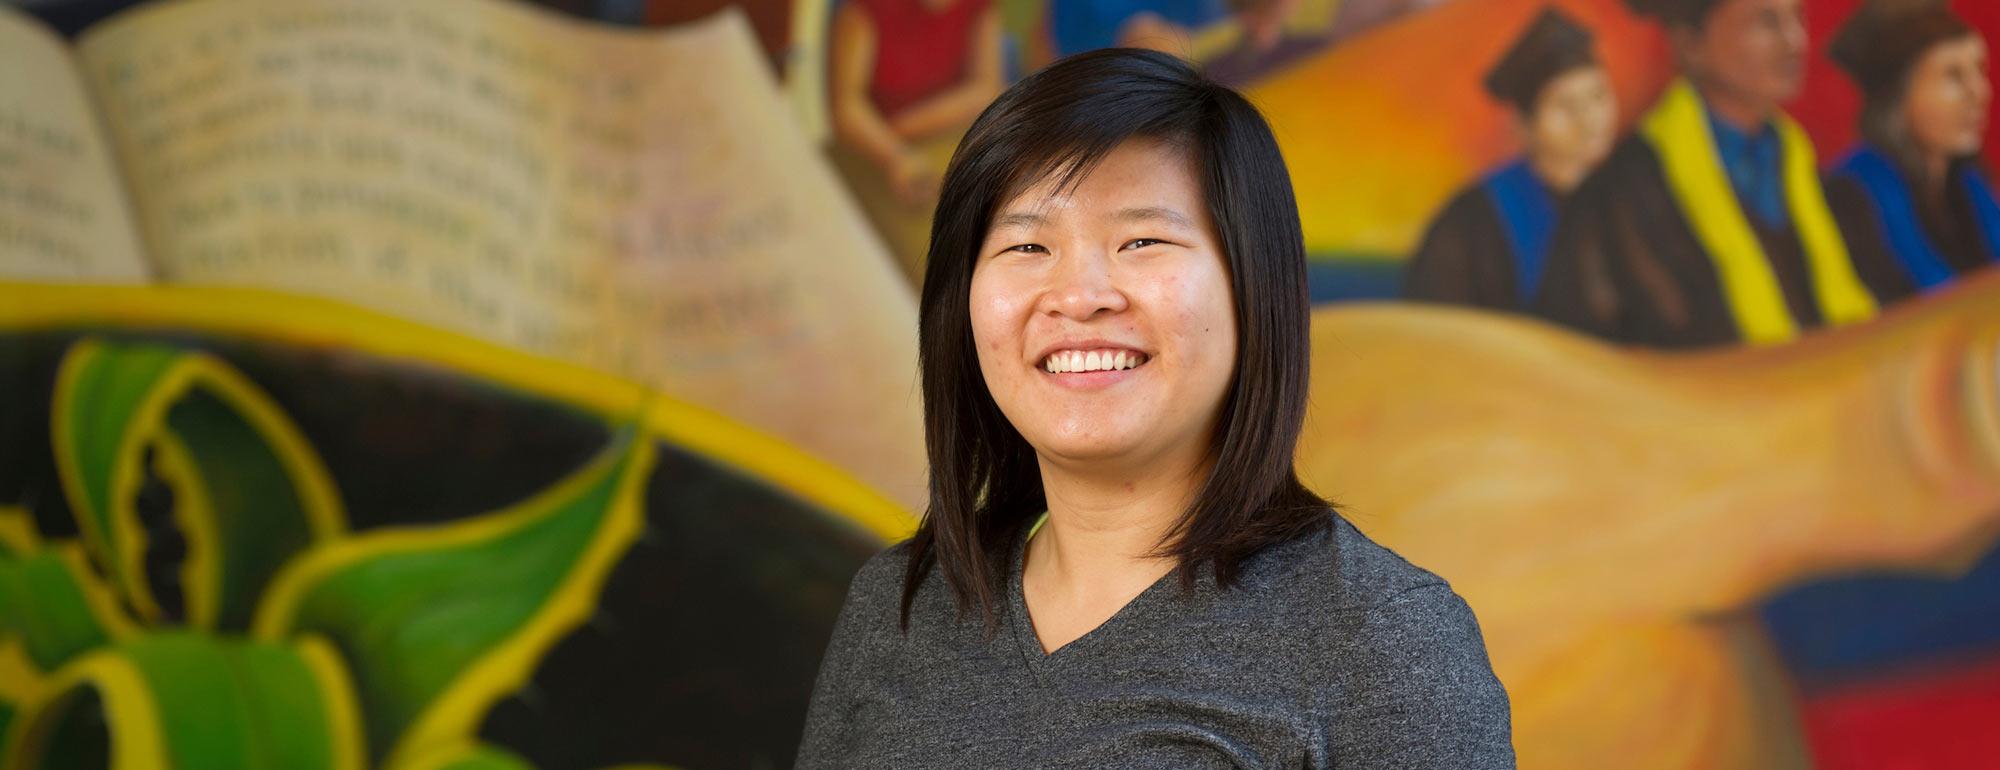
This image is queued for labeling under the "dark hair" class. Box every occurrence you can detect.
[1830,0,1979,178]
[1484,7,1601,115]
[1625,0,1725,31]
[901,48,1331,634]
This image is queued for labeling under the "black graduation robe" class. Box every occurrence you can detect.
[1404,160,1561,311]
[1405,188,1519,310]
[1530,135,1834,349]
[1825,150,2000,307]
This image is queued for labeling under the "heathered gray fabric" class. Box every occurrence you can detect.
[794,511,1516,769]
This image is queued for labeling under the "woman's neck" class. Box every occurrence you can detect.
[1919,152,1954,204]
[1888,141,1956,209]
[1026,451,1211,595]
[1526,149,1587,195]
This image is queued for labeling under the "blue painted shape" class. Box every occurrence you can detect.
[1307,258,1402,304]
[1832,146,2000,293]
[1759,540,2000,688]
[1481,160,1560,306]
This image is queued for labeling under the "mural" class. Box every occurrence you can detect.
[1,0,1998,768]
[0,286,901,769]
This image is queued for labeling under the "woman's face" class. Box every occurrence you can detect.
[1903,34,1991,161]
[969,138,1237,473]
[1525,65,1618,192]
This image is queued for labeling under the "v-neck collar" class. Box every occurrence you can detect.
[1005,512,1200,684]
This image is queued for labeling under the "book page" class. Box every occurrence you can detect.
[76,0,926,508]
[0,8,150,282]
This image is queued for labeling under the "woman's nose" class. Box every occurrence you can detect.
[1044,250,1129,320]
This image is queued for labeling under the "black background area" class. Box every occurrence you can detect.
[478,440,881,770]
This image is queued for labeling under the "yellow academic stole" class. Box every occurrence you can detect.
[1639,79,1878,345]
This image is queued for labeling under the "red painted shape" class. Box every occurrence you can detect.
[1792,0,2000,169]
[1799,655,2000,770]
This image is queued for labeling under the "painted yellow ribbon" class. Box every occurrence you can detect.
[1640,79,1878,344]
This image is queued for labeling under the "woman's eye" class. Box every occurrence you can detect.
[1006,244,1047,254]
[1124,238,1164,250]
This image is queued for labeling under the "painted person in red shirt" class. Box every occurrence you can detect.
[829,0,1006,282]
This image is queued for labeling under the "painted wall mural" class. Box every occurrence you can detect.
[2,0,1998,767]
[0,287,901,769]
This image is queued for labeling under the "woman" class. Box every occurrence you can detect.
[795,49,1514,768]
[1404,7,1617,310]
[1827,0,1998,305]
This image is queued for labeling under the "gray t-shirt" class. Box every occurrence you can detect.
[795,511,1515,768]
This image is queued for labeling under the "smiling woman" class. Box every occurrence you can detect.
[795,48,1516,768]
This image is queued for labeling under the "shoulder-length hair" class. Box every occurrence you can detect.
[1835,7,1979,180]
[900,47,1332,634]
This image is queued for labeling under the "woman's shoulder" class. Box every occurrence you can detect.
[1240,512,1500,663]
[1299,516,1515,763]
[1242,509,1457,615]
[843,538,919,609]
[1227,511,1509,731]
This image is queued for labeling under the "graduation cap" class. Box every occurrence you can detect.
[1485,8,1601,113]
[1623,0,1725,28]
[1829,0,1976,99]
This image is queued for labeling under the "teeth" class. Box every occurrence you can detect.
[1042,349,1146,373]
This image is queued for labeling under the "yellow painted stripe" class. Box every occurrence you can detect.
[0,505,39,555]
[249,431,643,641]
[3,649,169,770]
[646,399,912,542]
[96,353,208,625]
[181,349,349,543]
[385,436,655,769]
[295,634,368,770]
[1639,79,1877,344]
[48,339,125,612]
[54,542,141,642]
[0,636,48,703]
[152,432,222,631]
[53,341,353,627]
[1,284,652,420]
[0,282,910,542]
[1778,118,1879,326]
[1641,81,1799,343]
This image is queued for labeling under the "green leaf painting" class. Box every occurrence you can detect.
[2,338,663,770]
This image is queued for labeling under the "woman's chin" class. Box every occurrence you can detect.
[1031,433,1158,467]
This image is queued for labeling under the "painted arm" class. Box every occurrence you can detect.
[829,4,918,183]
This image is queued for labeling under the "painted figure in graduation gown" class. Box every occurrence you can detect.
[1532,0,1880,348]
[1825,0,1998,306]
[1404,8,1618,310]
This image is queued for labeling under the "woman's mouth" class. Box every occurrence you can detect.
[1041,348,1149,373]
